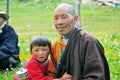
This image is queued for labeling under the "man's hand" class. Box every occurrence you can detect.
[60,73,72,80]
[53,73,72,80]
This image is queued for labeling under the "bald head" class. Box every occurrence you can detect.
[55,3,76,17]
[53,3,78,36]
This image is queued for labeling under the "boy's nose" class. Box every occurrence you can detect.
[39,52,43,55]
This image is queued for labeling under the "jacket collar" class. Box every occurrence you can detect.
[0,23,5,33]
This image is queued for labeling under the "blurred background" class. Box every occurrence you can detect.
[0,0,120,80]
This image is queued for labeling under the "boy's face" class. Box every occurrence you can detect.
[31,45,50,63]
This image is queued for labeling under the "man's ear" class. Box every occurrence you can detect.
[74,15,78,23]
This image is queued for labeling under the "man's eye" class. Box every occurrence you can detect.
[62,16,67,19]
[54,17,58,20]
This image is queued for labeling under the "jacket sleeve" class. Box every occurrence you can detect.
[25,62,52,80]
[0,26,19,60]
[82,39,110,80]
[14,75,18,80]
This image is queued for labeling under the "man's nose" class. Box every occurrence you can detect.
[57,18,63,24]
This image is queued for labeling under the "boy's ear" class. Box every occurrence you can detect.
[30,51,32,54]
[49,50,52,54]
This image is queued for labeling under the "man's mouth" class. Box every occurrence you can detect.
[57,27,65,31]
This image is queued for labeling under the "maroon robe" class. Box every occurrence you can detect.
[57,27,110,80]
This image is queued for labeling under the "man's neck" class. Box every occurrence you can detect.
[62,27,75,45]
[63,26,76,38]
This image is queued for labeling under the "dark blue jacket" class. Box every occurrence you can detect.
[0,24,20,69]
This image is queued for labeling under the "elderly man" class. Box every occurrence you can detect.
[48,3,110,80]
[0,10,20,70]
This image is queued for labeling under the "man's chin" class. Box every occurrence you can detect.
[60,33,65,36]
[58,31,65,35]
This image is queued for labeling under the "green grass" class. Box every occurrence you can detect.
[0,0,120,80]
[1,0,120,36]
[81,4,120,35]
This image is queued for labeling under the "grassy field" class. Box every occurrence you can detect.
[0,0,120,80]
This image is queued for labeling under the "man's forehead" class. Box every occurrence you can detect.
[54,4,75,17]
[54,6,69,16]
[55,6,68,13]
[54,12,73,19]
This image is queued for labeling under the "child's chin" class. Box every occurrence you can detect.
[38,59,45,63]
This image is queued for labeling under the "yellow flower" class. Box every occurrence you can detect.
[107,49,111,54]
[97,32,103,38]
[112,55,116,60]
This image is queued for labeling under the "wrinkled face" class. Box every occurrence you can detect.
[54,7,77,36]
[31,46,50,63]
[0,17,5,26]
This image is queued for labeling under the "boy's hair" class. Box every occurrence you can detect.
[30,36,51,51]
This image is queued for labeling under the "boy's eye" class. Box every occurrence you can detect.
[43,49,47,51]
[35,49,39,52]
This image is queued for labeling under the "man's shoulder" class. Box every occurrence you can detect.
[5,24,13,28]
[3,24,14,31]
[79,30,96,41]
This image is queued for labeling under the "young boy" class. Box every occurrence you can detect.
[14,36,72,80]
[14,36,52,80]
